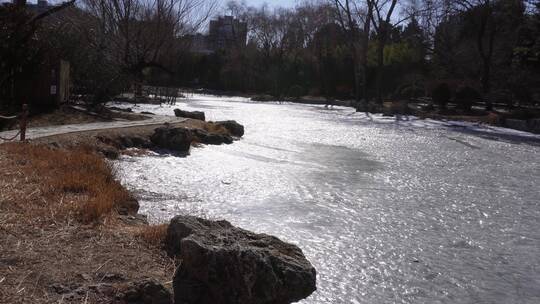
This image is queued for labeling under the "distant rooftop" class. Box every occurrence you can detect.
[7,0,54,13]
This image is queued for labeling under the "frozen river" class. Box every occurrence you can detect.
[116,94,540,304]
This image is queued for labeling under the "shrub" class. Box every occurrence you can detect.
[455,86,480,112]
[399,85,424,100]
[486,112,502,125]
[431,83,451,109]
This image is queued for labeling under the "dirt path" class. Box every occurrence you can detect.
[0,115,186,143]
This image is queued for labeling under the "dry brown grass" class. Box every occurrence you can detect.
[1,142,134,223]
[203,122,230,135]
[138,224,168,247]
[0,142,176,304]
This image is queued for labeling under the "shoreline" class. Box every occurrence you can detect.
[0,117,229,302]
[0,142,174,303]
[0,111,316,303]
[178,88,540,134]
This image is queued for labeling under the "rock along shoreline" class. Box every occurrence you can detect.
[2,107,317,304]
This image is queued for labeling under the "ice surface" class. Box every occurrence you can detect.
[116,95,540,304]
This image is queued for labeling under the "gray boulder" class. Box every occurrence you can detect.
[214,120,245,137]
[174,109,206,121]
[192,129,233,145]
[122,279,172,304]
[150,127,193,152]
[165,216,316,304]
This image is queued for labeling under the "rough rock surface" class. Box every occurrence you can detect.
[165,216,317,304]
[214,120,245,137]
[121,279,172,304]
[150,127,193,152]
[174,109,206,121]
[192,129,233,145]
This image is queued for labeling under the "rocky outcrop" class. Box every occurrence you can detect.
[165,216,317,304]
[49,279,171,304]
[214,120,245,137]
[192,129,233,145]
[89,120,244,159]
[121,279,172,304]
[174,109,206,121]
[150,127,194,153]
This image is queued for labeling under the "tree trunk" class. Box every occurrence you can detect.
[353,53,361,111]
[361,3,372,112]
[477,1,494,111]
[376,40,384,105]
[482,57,492,111]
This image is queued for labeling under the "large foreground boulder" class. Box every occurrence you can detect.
[165,216,317,304]
[214,120,245,137]
[174,109,206,121]
[150,127,193,152]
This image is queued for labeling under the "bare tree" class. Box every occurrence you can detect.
[368,0,398,104]
[332,0,373,110]
[80,0,217,99]
[450,0,497,110]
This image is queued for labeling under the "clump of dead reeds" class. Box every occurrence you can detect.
[1,142,134,223]
[138,224,168,247]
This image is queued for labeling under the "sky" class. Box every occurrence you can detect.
[6,0,299,8]
[10,0,297,5]
[244,0,297,8]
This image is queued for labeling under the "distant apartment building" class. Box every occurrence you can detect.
[10,0,53,13]
[187,16,248,54]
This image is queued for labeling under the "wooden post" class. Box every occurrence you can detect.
[20,104,28,141]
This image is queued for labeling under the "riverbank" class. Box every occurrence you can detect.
[178,88,540,134]
[31,118,235,159]
[0,104,149,132]
[0,117,233,303]
[0,112,316,303]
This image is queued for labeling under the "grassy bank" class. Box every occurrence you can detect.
[0,143,171,303]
